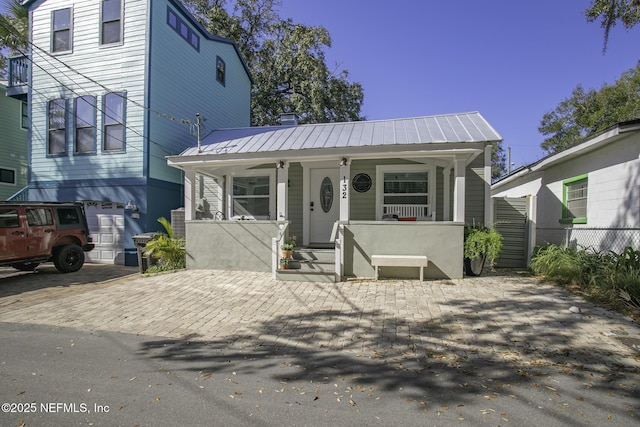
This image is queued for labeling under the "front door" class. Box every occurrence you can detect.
[309,168,340,244]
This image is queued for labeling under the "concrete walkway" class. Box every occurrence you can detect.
[1,264,638,371]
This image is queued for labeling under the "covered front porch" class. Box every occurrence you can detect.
[166,113,501,282]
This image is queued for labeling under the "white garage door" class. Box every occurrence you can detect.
[84,201,125,264]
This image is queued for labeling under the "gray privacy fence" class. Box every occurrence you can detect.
[537,227,640,254]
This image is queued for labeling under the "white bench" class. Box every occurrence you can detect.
[371,255,429,281]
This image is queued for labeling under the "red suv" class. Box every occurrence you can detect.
[0,202,95,273]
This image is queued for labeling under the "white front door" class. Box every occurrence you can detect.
[309,168,340,244]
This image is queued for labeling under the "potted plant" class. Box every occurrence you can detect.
[281,236,296,259]
[279,258,289,270]
[463,225,503,276]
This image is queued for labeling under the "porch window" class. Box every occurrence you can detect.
[52,8,72,53]
[561,174,588,224]
[48,98,67,155]
[75,96,96,154]
[231,175,272,219]
[102,92,126,152]
[101,0,122,45]
[377,164,433,220]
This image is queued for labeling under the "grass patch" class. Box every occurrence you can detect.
[530,244,640,321]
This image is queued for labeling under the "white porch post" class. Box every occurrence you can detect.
[443,166,451,221]
[339,158,351,221]
[484,145,492,227]
[453,158,466,222]
[276,161,289,220]
[184,168,196,220]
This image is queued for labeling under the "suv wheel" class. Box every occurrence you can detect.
[53,244,85,273]
[11,262,40,272]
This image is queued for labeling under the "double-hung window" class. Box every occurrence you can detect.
[21,102,28,129]
[52,8,72,53]
[229,172,275,219]
[48,99,67,155]
[561,174,588,224]
[102,92,125,152]
[216,56,225,85]
[377,164,433,220]
[101,0,122,45]
[75,96,96,154]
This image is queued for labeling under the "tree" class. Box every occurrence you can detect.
[585,0,640,52]
[181,0,364,125]
[538,61,640,154]
[491,143,506,179]
[0,0,28,78]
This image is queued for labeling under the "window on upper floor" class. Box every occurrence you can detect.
[0,168,16,185]
[102,92,126,152]
[101,0,123,45]
[75,96,97,154]
[561,174,588,224]
[216,56,226,86]
[167,7,200,51]
[48,98,67,155]
[21,102,28,129]
[52,8,72,53]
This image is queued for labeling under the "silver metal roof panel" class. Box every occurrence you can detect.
[178,112,502,157]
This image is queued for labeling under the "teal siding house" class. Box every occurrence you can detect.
[0,82,28,201]
[7,0,251,264]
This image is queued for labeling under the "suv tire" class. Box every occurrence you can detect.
[53,244,85,273]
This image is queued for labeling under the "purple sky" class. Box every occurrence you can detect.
[4,0,638,168]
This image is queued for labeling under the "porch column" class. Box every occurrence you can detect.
[484,145,492,227]
[184,168,196,220]
[339,158,351,221]
[276,161,289,220]
[443,167,451,221]
[453,158,466,222]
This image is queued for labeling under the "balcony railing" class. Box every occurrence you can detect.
[7,55,29,99]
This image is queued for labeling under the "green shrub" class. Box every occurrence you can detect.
[464,226,503,268]
[144,217,186,273]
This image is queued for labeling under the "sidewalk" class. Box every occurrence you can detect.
[1,264,638,371]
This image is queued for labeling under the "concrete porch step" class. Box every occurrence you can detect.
[277,247,336,282]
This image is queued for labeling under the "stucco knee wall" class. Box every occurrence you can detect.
[186,221,280,272]
[343,222,464,280]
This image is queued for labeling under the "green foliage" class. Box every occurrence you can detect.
[144,217,186,273]
[585,0,640,52]
[181,0,364,126]
[0,0,28,78]
[538,61,640,154]
[463,226,503,268]
[531,244,640,313]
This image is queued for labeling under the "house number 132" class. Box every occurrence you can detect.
[342,176,348,199]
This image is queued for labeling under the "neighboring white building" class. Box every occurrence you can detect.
[492,119,640,255]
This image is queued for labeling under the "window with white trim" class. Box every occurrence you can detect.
[52,8,72,53]
[101,0,122,45]
[229,172,275,219]
[75,96,96,154]
[561,174,588,224]
[377,164,433,220]
[48,98,67,155]
[102,92,125,152]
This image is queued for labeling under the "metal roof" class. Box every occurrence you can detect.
[179,112,502,157]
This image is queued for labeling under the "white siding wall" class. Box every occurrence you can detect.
[30,0,148,182]
[148,0,252,183]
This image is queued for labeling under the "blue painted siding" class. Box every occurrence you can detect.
[147,0,252,183]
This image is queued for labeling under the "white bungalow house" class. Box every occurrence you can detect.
[492,119,640,260]
[167,112,502,282]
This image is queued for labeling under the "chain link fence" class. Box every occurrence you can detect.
[537,227,640,254]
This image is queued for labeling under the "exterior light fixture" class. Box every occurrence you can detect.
[277,160,285,169]
[125,200,139,212]
[340,157,348,166]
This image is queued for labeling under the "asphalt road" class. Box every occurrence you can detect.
[1,322,638,427]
